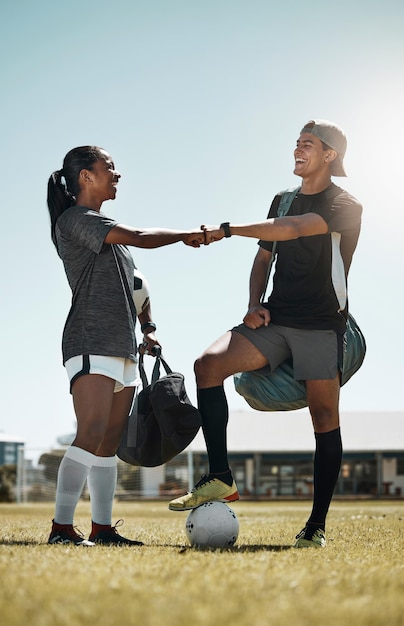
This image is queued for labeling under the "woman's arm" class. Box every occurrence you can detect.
[105,224,205,248]
[137,300,161,355]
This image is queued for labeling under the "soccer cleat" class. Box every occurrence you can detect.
[48,520,95,546]
[169,474,239,511]
[88,519,143,546]
[293,527,326,549]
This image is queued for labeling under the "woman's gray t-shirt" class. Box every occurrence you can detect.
[55,206,137,364]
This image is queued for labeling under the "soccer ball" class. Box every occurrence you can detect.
[133,268,150,314]
[185,501,239,548]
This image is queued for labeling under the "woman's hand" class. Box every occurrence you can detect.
[139,331,161,355]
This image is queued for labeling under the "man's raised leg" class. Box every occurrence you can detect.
[169,330,267,511]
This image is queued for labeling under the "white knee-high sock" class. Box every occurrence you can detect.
[54,446,96,525]
[87,456,117,525]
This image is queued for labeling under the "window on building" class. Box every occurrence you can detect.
[397,459,404,475]
[4,444,16,464]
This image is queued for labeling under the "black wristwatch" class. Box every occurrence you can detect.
[141,322,157,333]
[220,222,231,238]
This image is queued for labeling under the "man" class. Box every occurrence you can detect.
[169,120,362,548]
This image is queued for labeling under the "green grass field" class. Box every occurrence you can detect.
[1,500,403,626]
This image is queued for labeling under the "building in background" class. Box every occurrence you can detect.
[4,410,404,502]
[0,434,24,502]
[0,434,24,465]
[149,410,404,499]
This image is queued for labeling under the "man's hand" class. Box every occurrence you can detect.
[200,225,225,245]
[243,304,271,329]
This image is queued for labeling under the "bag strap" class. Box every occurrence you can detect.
[260,186,301,303]
[138,352,149,388]
[138,349,173,388]
[111,244,137,318]
[112,247,173,384]
[278,186,301,216]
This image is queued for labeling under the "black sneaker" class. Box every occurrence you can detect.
[89,519,143,546]
[48,519,95,546]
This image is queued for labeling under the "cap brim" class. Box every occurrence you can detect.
[330,158,347,177]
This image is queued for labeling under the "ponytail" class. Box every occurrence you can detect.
[46,145,104,251]
[47,170,75,249]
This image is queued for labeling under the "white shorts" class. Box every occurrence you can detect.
[65,355,140,394]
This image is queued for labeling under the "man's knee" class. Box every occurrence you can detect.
[309,407,339,432]
[194,352,224,387]
[194,353,210,382]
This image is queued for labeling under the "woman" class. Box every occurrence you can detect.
[46,145,205,546]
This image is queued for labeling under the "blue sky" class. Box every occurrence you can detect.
[1,0,403,457]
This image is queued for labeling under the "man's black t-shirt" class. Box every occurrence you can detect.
[258,183,362,332]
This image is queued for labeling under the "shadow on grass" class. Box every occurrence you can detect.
[234,544,293,552]
[0,540,39,546]
[159,543,293,552]
[0,540,293,551]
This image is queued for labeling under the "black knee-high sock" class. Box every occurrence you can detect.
[197,386,230,475]
[307,428,343,530]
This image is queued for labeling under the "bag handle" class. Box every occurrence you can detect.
[261,187,300,303]
[138,348,173,389]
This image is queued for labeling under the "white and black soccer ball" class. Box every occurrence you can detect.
[185,501,239,548]
[133,268,150,314]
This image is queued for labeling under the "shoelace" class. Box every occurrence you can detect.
[295,527,324,541]
[65,526,88,542]
[111,519,125,534]
[295,528,306,540]
[191,475,212,492]
[52,524,85,541]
